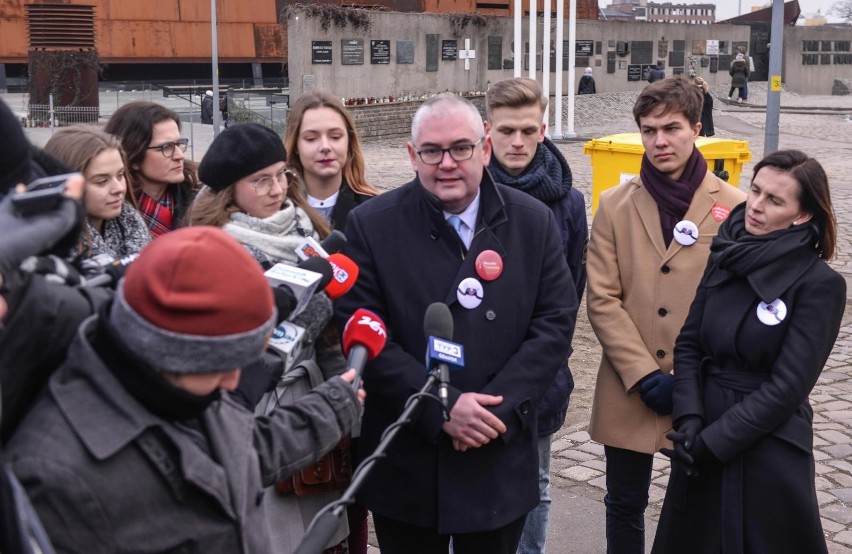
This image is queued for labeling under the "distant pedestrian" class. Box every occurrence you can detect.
[695,77,715,137]
[648,62,665,83]
[220,92,229,128]
[578,67,597,95]
[728,54,749,103]
[201,90,214,124]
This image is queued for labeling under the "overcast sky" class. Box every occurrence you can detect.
[598,0,839,21]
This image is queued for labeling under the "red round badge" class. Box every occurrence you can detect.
[475,250,503,281]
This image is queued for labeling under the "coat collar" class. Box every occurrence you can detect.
[630,171,725,262]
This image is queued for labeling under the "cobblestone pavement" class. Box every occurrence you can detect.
[359,84,852,552]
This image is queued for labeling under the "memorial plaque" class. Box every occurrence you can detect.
[668,50,685,67]
[672,67,684,75]
[673,40,686,52]
[312,41,332,65]
[641,64,653,81]
[630,41,653,65]
[442,40,458,60]
[700,57,709,67]
[658,39,668,59]
[341,39,364,66]
[706,40,719,55]
[575,56,590,69]
[718,54,732,71]
[397,40,415,64]
[627,64,642,81]
[607,51,616,73]
[371,40,390,64]
[596,41,603,55]
[426,34,439,71]
[709,56,719,73]
[488,36,502,70]
[692,40,706,55]
[576,40,594,56]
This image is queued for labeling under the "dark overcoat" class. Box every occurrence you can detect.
[653,231,845,554]
[335,173,576,534]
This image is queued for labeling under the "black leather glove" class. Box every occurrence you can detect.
[229,352,286,410]
[637,370,673,415]
[661,416,703,476]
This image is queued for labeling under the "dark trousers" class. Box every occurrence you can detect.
[372,512,526,554]
[604,445,654,554]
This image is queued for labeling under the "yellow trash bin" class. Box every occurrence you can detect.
[583,133,752,214]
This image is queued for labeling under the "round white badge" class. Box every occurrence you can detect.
[457,277,484,309]
[756,298,787,326]
[673,220,699,246]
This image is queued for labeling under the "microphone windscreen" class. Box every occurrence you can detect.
[342,308,387,359]
[326,253,359,300]
[320,230,347,255]
[424,302,453,340]
[297,256,333,289]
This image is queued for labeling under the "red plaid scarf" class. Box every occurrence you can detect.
[137,190,175,237]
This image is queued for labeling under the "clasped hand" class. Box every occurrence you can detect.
[659,416,704,477]
[442,392,506,452]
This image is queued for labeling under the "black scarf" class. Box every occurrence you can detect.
[640,146,707,247]
[93,302,221,422]
[487,138,572,204]
[704,203,819,302]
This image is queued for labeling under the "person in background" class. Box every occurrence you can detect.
[284,90,378,234]
[201,90,214,125]
[220,92,229,128]
[586,76,745,553]
[653,150,843,553]
[43,126,151,273]
[105,101,199,237]
[578,67,597,95]
[648,62,665,84]
[485,77,587,554]
[7,225,364,554]
[728,53,749,103]
[694,78,714,137]
[335,93,576,554]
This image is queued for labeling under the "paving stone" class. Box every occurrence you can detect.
[815,449,832,461]
[559,465,602,482]
[818,430,852,444]
[580,459,607,472]
[551,438,573,454]
[577,442,606,456]
[652,474,670,488]
[822,505,852,525]
[827,539,852,553]
[833,489,852,503]
[648,484,667,504]
[825,445,852,460]
[830,472,852,487]
[564,431,591,442]
[819,491,839,506]
[818,476,835,491]
[825,411,852,422]
[833,531,852,547]
[562,449,598,463]
[588,475,608,490]
[823,518,847,534]
[821,400,852,411]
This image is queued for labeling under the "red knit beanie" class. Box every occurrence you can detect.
[109,226,275,373]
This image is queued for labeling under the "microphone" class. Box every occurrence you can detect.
[325,253,359,300]
[423,302,464,410]
[320,230,347,255]
[341,308,387,392]
[82,253,139,288]
[264,258,332,319]
[295,236,329,261]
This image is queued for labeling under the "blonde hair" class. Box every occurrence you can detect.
[694,77,710,93]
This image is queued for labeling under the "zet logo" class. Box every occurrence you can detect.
[358,314,387,337]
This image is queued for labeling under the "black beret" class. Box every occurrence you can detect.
[0,99,34,196]
[198,123,286,192]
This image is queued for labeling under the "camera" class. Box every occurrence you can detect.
[12,172,79,217]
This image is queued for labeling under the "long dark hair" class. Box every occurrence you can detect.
[753,149,836,261]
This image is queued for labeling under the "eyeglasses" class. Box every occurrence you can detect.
[251,168,292,195]
[146,138,190,158]
[414,137,484,165]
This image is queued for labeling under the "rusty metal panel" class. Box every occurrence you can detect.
[0,0,28,19]
[253,23,284,58]
[98,21,179,58]
[100,0,180,21]
[0,18,28,58]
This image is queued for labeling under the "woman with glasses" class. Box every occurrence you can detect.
[105,101,199,237]
[43,125,151,272]
[284,90,378,234]
[187,123,350,554]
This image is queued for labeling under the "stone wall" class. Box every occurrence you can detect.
[348,95,485,142]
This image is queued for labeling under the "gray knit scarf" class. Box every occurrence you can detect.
[82,202,152,261]
[223,202,314,267]
[487,138,572,204]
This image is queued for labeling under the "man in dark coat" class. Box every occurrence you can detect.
[335,93,577,554]
[484,77,586,554]
[201,90,214,124]
[648,62,665,83]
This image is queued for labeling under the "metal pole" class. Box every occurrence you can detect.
[764,0,784,155]
[564,0,577,138]
[49,93,54,131]
[514,0,522,78]
[542,0,551,126]
[189,91,196,161]
[211,0,222,136]
[553,0,564,139]
[528,0,536,79]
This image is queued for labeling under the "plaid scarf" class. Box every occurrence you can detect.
[137,189,175,237]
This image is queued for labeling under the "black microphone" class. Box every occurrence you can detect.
[320,230,347,255]
[423,302,460,410]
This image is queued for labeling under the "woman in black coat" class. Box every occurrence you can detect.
[653,150,845,554]
[695,77,714,137]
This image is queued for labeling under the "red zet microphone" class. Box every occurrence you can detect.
[342,308,387,391]
[326,253,359,300]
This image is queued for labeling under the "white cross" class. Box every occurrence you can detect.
[459,38,476,71]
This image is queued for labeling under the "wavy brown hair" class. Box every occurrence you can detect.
[284,90,378,197]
